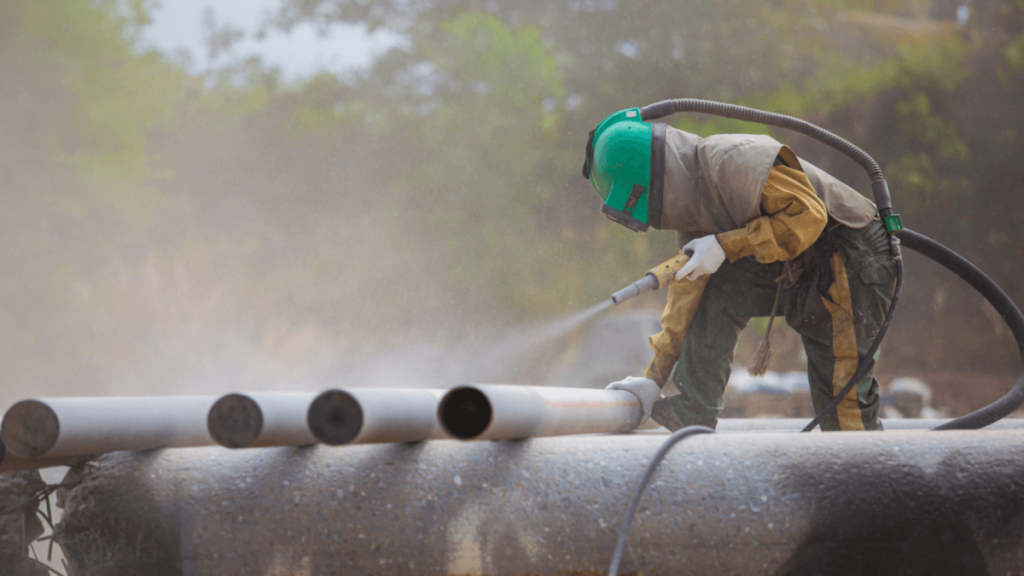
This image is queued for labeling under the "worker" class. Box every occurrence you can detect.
[585,108,897,431]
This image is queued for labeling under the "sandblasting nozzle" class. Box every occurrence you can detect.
[609,250,692,305]
[610,274,658,305]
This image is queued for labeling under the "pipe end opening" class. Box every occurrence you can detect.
[208,394,264,449]
[308,390,363,445]
[2,400,59,458]
[439,387,492,439]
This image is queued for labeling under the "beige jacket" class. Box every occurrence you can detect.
[653,128,877,247]
[643,129,877,387]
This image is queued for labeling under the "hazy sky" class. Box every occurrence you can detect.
[140,0,398,80]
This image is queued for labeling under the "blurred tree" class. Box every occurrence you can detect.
[0,0,190,395]
[0,0,1021,401]
[269,0,1024,375]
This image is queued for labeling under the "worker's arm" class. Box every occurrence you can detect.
[715,165,827,263]
[643,274,710,387]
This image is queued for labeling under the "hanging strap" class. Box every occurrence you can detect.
[748,266,788,377]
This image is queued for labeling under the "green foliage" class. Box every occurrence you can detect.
[1004,33,1024,68]
[12,0,186,224]
[385,13,579,317]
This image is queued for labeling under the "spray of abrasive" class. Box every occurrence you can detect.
[473,299,616,381]
[531,299,615,340]
[477,251,689,375]
[610,250,692,305]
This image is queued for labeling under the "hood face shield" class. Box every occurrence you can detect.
[585,108,653,229]
[600,203,649,233]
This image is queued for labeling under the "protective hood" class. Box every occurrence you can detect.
[582,108,661,232]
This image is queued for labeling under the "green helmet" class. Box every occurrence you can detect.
[581,108,666,232]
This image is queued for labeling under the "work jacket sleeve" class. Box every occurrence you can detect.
[644,274,710,387]
[715,165,827,263]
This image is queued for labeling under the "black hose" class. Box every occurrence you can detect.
[896,229,1024,430]
[607,425,714,576]
[801,258,905,432]
[641,99,892,213]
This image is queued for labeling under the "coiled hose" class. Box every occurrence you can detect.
[900,230,1024,429]
[638,98,1024,430]
[641,99,894,214]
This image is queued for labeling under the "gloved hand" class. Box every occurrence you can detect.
[676,235,726,281]
[605,376,661,425]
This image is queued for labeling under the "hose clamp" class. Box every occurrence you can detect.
[884,213,904,233]
[890,234,903,262]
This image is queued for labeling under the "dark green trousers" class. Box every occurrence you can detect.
[667,221,897,431]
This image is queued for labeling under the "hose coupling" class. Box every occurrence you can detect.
[890,234,903,262]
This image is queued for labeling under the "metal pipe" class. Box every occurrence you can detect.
[1,396,218,459]
[0,436,97,475]
[52,430,1024,575]
[207,392,318,449]
[713,417,1024,432]
[307,388,447,445]
[1,468,47,575]
[438,385,643,440]
[0,452,95,475]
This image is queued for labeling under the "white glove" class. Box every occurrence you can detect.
[605,376,661,425]
[676,235,726,281]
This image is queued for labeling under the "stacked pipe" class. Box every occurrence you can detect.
[438,385,650,440]
[8,386,1024,474]
[0,389,440,466]
[1,385,659,473]
[0,396,220,461]
[205,388,448,448]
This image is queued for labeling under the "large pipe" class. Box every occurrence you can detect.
[207,392,319,449]
[5,416,1016,473]
[1,396,218,459]
[1,468,48,575]
[307,388,447,445]
[713,417,1024,432]
[51,430,1024,575]
[0,436,97,475]
[439,385,644,440]
[0,452,94,475]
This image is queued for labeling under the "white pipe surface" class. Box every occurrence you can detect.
[1,396,218,459]
[438,385,646,440]
[207,392,320,449]
[307,388,448,445]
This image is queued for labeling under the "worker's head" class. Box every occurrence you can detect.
[581,108,666,233]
